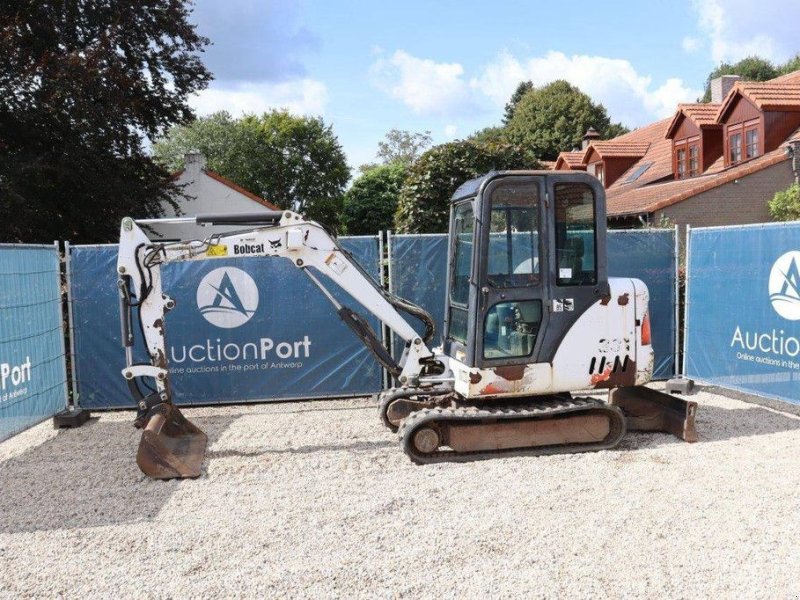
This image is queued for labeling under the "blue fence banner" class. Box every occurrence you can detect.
[0,244,67,442]
[70,237,382,409]
[608,230,677,379]
[389,229,676,379]
[685,223,800,404]
[389,234,449,360]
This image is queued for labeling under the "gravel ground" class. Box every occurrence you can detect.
[2,386,800,598]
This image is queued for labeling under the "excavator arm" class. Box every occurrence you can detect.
[117,210,445,478]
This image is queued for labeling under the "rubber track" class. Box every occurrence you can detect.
[377,386,452,432]
[398,397,626,465]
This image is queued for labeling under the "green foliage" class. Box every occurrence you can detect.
[0,0,210,242]
[154,110,350,229]
[768,183,800,222]
[394,141,539,233]
[506,80,623,160]
[502,81,534,125]
[341,163,407,235]
[780,54,800,75]
[468,126,508,145]
[376,129,432,166]
[604,122,631,140]
[701,56,779,102]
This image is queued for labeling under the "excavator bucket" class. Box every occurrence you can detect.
[609,386,698,443]
[136,403,208,479]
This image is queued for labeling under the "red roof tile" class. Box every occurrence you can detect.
[606,133,796,217]
[583,140,650,161]
[555,151,586,169]
[665,103,723,138]
[718,79,800,120]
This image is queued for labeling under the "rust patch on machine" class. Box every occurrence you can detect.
[593,358,637,389]
[154,348,168,370]
[617,293,630,306]
[480,383,508,395]
[599,294,612,306]
[153,318,165,336]
[493,365,526,381]
[469,372,482,384]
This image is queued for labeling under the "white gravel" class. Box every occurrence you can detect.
[2,386,800,598]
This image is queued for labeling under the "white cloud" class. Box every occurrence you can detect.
[690,0,798,63]
[190,79,328,117]
[369,50,474,116]
[682,36,702,53]
[444,124,458,138]
[471,51,701,126]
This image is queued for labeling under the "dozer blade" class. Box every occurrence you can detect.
[136,403,208,479]
[609,386,698,443]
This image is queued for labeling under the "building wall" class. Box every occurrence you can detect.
[149,155,275,241]
[654,160,793,234]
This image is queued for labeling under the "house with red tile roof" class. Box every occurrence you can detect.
[555,71,800,230]
[150,152,280,240]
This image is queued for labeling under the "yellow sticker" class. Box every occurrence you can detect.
[206,244,228,257]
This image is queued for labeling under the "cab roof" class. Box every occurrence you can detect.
[450,170,594,202]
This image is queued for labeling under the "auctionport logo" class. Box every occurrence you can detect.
[196,267,258,328]
[769,252,800,321]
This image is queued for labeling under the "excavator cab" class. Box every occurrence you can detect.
[443,171,608,371]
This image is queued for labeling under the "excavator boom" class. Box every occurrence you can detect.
[117,210,443,478]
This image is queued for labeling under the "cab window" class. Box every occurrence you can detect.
[486,180,540,288]
[448,201,474,343]
[554,183,597,286]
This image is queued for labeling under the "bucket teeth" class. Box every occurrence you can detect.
[136,404,207,479]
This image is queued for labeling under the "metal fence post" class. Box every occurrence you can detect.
[386,230,395,364]
[63,241,79,407]
[378,231,388,390]
[673,224,680,376]
[681,225,692,377]
[54,241,70,409]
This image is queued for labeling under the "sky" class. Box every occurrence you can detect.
[186,0,800,171]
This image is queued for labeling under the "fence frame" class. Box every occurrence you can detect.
[66,235,385,409]
[0,241,70,440]
[682,220,800,395]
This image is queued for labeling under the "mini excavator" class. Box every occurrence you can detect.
[117,171,697,479]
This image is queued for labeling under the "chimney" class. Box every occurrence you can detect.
[184,151,207,172]
[582,127,600,149]
[710,75,741,104]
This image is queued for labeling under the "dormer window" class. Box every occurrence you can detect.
[589,161,604,185]
[674,137,700,179]
[689,145,699,176]
[729,130,742,164]
[745,126,759,159]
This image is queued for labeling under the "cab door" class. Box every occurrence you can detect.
[474,175,549,368]
[533,175,610,362]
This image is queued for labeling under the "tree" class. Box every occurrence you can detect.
[701,56,778,102]
[154,110,350,229]
[502,80,534,124]
[341,163,407,235]
[768,183,800,221]
[394,141,539,233]
[376,129,432,166]
[468,126,508,145]
[780,54,800,75]
[505,80,626,160]
[0,0,211,243]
